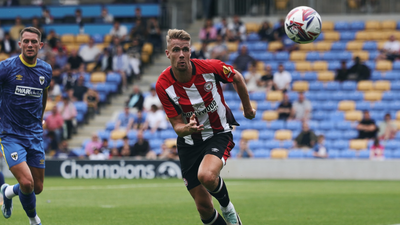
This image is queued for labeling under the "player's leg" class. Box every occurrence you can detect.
[29,167,44,195]
[189,184,227,225]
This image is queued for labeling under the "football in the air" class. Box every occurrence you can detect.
[284,6,322,44]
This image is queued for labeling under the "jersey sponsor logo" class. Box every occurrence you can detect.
[16,75,23,80]
[11,152,18,161]
[182,99,218,118]
[222,65,232,78]
[39,76,45,85]
[204,81,213,92]
[14,85,43,98]
[211,148,219,152]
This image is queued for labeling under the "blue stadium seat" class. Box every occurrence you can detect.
[328,150,340,159]
[287,91,298,101]
[342,130,358,140]
[328,61,341,70]
[308,120,319,130]
[316,91,331,101]
[309,81,324,91]
[369,111,384,121]
[333,140,349,150]
[282,141,293,149]
[253,121,268,130]
[306,52,320,61]
[350,21,365,30]
[251,42,269,52]
[392,61,400,70]
[253,150,270,158]
[330,42,347,52]
[259,131,274,140]
[126,130,138,140]
[334,21,350,31]
[291,71,302,81]
[319,121,335,130]
[98,130,110,140]
[371,101,388,111]
[303,72,317,81]
[48,5,102,18]
[371,71,382,81]
[149,139,163,150]
[311,101,323,111]
[312,111,327,121]
[382,92,396,101]
[288,150,304,158]
[336,121,352,130]
[391,81,400,91]
[339,150,357,158]
[283,61,295,71]
[384,71,398,81]
[0,6,42,19]
[105,121,115,131]
[275,51,290,61]
[356,101,371,111]
[236,120,252,130]
[252,52,273,61]
[305,91,319,101]
[384,140,399,150]
[92,34,104,43]
[392,150,400,158]
[368,51,380,60]
[365,61,376,70]
[286,121,301,131]
[247,33,261,42]
[229,52,239,61]
[358,150,370,159]
[315,33,324,41]
[389,101,400,110]
[266,62,279,71]
[332,92,347,101]
[257,101,272,111]
[303,150,314,158]
[338,51,353,61]
[107,72,122,84]
[329,111,345,121]
[223,91,238,101]
[74,101,88,114]
[326,131,342,141]
[340,31,356,41]
[325,82,340,91]
[268,121,285,130]
[248,140,265,149]
[264,140,281,149]
[226,101,241,110]
[159,130,177,139]
[84,24,113,36]
[250,92,266,101]
[346,91,363,101]
[362,41,377,51]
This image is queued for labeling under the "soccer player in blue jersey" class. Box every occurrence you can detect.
[0,27,52,225]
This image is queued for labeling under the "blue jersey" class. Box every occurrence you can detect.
[0,55,52,140]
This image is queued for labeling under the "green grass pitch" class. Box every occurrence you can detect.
[1,178,399,225]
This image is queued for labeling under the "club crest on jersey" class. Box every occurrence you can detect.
[39,76,45,85]
[16,75,23,80]
[204,81,213,92]
[222,65,232,77]
[11,152,18,161]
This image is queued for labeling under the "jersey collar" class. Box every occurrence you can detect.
[169,60,196,82]
[19,54,37,67]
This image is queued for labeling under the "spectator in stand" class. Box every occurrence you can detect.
[191,42,209,59]
[132,110,146,131]
[243,61,262,92]
[43,131,58,153]
[89,147,107,160]
[273,18,286,41]
[126,38,142,78]
[109,147,121,158]
[142,104,168,133]
[209,34,228,61]
[79,37,101,64]
[48,78,61,101]
[42,9,54,25]
[259,65,274,91]
[3,0,19,6]
[83,88,100,118]
[158,144,179,160]
[67,48,84,71]
[0,32,16,54]
[59,95,77,139]
[109,21,128,41]
[31,17,46,41]
[233,45,256,73]
[378,113,397,140]
[52,39,66,54]
[277,93,293,121]
[53,140,71,159]
[75,9,83,27]
[45,106,64,143]
[120,145,132,157]
[130,18,147,45]
[293,92,312,121]
[357,110,378,139]
[55,48,68,70]
[347,56,371,81]
[143,86,162,112]
[273,64,292,92]
[313,135,328,158]
[216,17,229,40]
[47,30,58,49]
[112,45,129,90]
[227,15,246,42]
[115,106,135,131]
[85,132,102,157]
[370,137,385,160]
[72,75,88,102]
[62,69,77,94]
[258,21,274,41]
[10,17,25,41]
[295,122,317,149]
[335,61,348,82]
[199,19,218,43]
[126,85,144,111]
[100,7,114,23]
[147,17,162,52]
[283,36,299,52]
[131,131,157,159]
[109,35,123,56]
[100,139,111,153]
[134,7,146,24]
[94,47,113,72]
[377,35,400,61]
[118,136,132,155]
[236,139,254,158]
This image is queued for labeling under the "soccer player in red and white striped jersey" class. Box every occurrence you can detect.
[156,29,255,225]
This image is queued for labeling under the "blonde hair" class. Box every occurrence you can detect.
[166,29,191,46]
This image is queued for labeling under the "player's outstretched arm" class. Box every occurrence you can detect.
[232,69,256,120]
[169,114,204,137]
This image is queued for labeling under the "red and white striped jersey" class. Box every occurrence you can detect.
[156,59,238,146]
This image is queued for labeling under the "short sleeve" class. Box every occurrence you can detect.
[155,82,181,118]
[209,60,236,83]
[0,61,8,85]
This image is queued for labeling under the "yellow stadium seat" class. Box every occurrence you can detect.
[295,61,312,71]
[164,138,177,148]
[275,130,292,140]
[45,100,55,112]
[355,31,370,41]
[96,43,108,51]
[266,91,283,102]
[275,0,289,9]
[375,60,392,71]
[290,51,306,61]
[86,62,97,72]
[75,34,90,44]
[241,100,257,111]
[241,129,259,140]
[318,71,334,82]
[321,21,334,31]
[262,110,278,121]
[338,100,356,111]
[365,21,381,30]
[374,80,391,91]
[245,22,260,33]
[323,31,340,41]
[227,42,238,52]
[381,20,396,30]
[91,72,106,83]
[268,41,283,51]
[396,111,400,120]
[357,80,374,91]
[346,41,364,51]
[349,139,368,150]
[270,149,288,159]
[352,51,369,61]
[312,61,328,71]
[192,42,202,51]
[141,54,150,64]
[394,120,400,130]
[65,44,80,53]
[377,41,386,50]
[345,110,363,121]
[110,130,127,140]
[314,41,332,51]
[370,32,385,41]
[0,53,9,62]
[61,34,75,44]
[298,43,314,51]
[256,61,265,72]
[142,43,154,55]
[292,81,309,92]
[392,31,400,40]
[364,91,382,101]
[103,34,113,43]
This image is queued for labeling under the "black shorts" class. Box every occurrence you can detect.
[177,132,235,190]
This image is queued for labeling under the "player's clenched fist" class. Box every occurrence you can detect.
[244,108,256,120]
[187,114,204,133]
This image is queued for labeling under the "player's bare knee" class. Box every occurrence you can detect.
[198,172,218,188]
[34,184,43,195]
[19,178,34,193]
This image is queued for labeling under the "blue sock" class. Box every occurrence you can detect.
[19,189,37,218]
[13,183,20,195]
[0,172,4,187]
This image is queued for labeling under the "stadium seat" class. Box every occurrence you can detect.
[331,42,347,51]
[252,150,270,158]
[295,62,312,72]
[340,31,356,41]
[346,41,364,50]
[247,32,261,42]
[290,51,306,61]
[364,91,382,101]
[371,101,388,111]
[312,61,328,71]
[365,21,381,30]
[332,92,347,101]
[349,139,368,150]
[268,41,283,51]
[275,130,292,141]
[309,81,324,91]
[269,121,285,130]
[363,41,378,51]
[357,150,370,159]
[345,110,363,121]
[371,71,382,81]
[259,130,274,140]
[319,121,335,130]
[241,129,259,140]
[91,72,107,83]
[391,81,400,91]
[322,101,337,111]
[286,121,301,131]
[288,150,304,159]
[270,149,288,159]
[322,21,334,31]
[164,138,177,148]
[339,150,357,159]
[266,91,283,102]
[336,121,352,130]
[317,71,334,82]
[298,43,315,51]
[306,51,320,61]
[329,111,345,121]
[338,51,353,61]
[325,82,340,91]
[355,101,371,111]
[75,34,90,44]
[341,81,357,91]
[390,101,400,111]
[338,100,356,111]
[384,71,398,81]
[240,100,257,111]
[159,130,177,139]
[275,51,290,61]
[248,140,264,149]
[374,80,391,91]
[343,130,358,140]
[350,21,365,30]
[61,34,75,44]
[245,22,260,33]
[226,42,238,52]
[357,80,373,91]
[324,31,340,41]
[352,51,369,61]
[265,140,281,149]
[105,121,115,131]
[375,60,392,71]
[110,130,127,140]
[312,111,327,121]
[355,31,370,41]
[325,131,342,140]
[382,20,396,30]
[292,81,309,92]
[315,41,332,51]
[347,91,364,101]
[334,21,349,31]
